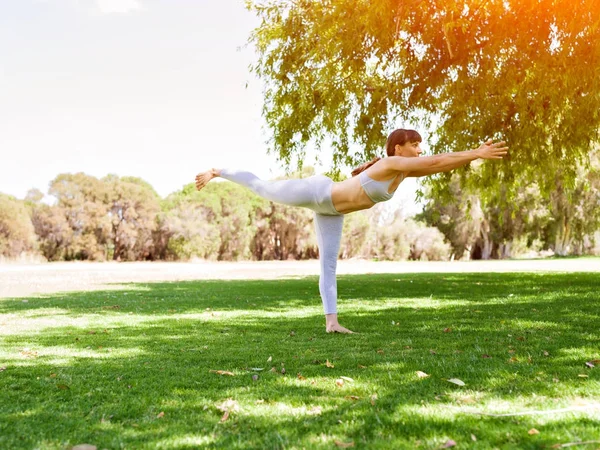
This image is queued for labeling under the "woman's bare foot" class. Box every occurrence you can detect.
[325,313,355,334]
[326,323,355,334]
[195,169,219,191]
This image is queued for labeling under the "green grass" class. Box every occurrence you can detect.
[1,272,599,449]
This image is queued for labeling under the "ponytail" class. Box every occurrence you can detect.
[351,157,381,177]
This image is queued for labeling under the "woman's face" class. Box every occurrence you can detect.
[395,141,422,157]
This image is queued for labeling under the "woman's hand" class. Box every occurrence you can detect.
[474,139,509,160]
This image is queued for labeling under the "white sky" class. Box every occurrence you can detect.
[0,0,422,214]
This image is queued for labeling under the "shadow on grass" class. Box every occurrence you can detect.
[1,272,599,449]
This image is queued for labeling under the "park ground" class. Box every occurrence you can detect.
[1,259,599,449]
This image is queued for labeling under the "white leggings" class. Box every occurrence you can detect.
[220,169,344,314]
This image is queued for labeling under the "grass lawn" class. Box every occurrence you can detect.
[1,272,599,449]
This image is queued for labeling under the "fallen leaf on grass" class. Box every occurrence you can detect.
[340,376,354,382]
[358,364,367,369]
[443,328,452,333]
[377,349,385,354]
[297,373,306,380]
[482,354,492,359]
[430,350,437,355]
[447,378,466,387]
[326,360,335,368]
[19,348,38,359]
[416,371,430,379]
[458,395,477,405]
[209,370,235,376]
[585,360,600,368]
[49,373,57,378]
[471,434,477,441]
[442,439,457,448]
[578,374,589,378]
[528,428,540,435]
[370,394,378,405]
[216,399,240,423]
[156,412,164,419]
[267,356,272,362]
[308,406,322,415]
[0,367,6,372]
[345,396,360,400]
[57,384,70,390]
[335,379,344,387]
[334,440,354,448]
[72,445,97,450]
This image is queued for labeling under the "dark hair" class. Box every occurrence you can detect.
[351,129,422,177]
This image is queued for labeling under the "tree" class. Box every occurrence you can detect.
[0,193,37,258]
[102,175,161,261]
[49,173,109,260]
[247,0,600,197]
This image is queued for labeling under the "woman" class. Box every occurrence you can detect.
[195,129,508,334]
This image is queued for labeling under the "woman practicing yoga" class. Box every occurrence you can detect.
[195,129,508,334]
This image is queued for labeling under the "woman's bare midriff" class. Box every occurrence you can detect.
[331,171,405,215]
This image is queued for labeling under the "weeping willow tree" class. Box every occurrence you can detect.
[246,0,600,204]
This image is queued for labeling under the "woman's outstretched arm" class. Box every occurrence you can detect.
[381,139,508,177]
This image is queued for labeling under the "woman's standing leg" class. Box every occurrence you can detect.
[314,213,353,333]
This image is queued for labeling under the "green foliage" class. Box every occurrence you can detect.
[247,0,600,196]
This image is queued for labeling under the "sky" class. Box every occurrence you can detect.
[0,0,423,215]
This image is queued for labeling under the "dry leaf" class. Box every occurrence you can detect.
[72,445,97,450]
[578,374,589,378]
[377,349,385,354]
[430,349,437,355]
[0,367,6,372]
[543,351,549,356]
[335,379,344,387]
[326,360,335,368]
[471,434,477,441]
[49,373,57,378]
[447,378,466,386]
[370,394,378,405]
[334,441,355,448]
[528,428,540,435]
[509,357,519,363]
[308,406,322,415]
[20,348,38,359]
[458,395,477,404]
[416,371,430,379]
[267,356,272,362]
[517,336,525,341]
[57,384,70,390]
[358,364,367,369]
[220,411,230,422]
[209,370,235,376]
[345,396,360,400]
[270,367,277,373]
[443,328,452,333]
[156,411,165,418]
[442,439,457,448]
[482,354,492,359]
[297,373,306,380]
[340,376,354,382]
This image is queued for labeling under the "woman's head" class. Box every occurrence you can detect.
[385,129,422,157]
[350,128,423,177]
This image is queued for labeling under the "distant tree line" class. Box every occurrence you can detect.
[1,161,599,262]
